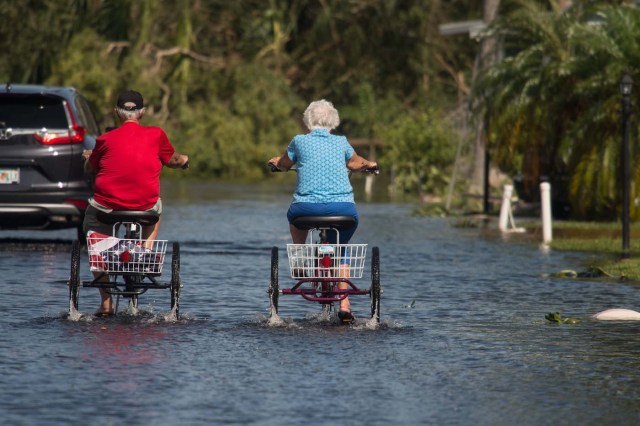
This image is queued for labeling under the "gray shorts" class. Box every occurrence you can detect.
[83,198,163,236]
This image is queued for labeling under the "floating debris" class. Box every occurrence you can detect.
[593,308,640,321]
[545,312,580,324]
[404,299,416,309]
[552,267,614,279]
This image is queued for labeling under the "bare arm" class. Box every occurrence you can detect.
[268,153,295,171]
[347,152,377,172]
[82,149,97,174]
[166,152,190,169]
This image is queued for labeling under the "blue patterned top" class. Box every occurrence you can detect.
[286,129,355,203]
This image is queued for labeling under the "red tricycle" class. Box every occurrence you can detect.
[268,215,381,324]
[68,210,182,318]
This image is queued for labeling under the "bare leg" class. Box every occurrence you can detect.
[84,207,113,314]
[98,288,113,314]
[142,218,161,249]
[94,272,113,315]
[338,264,351,312]
[289,224,308,244]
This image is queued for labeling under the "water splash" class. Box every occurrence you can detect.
[306,309,335,324]
[162,306,178,322]
[357,315,380,330]
[124,300,139,316]
[254,311,299,328]
[352,317,401,330]
[65,302,187,324]
[267,312,287,327]
[67,301,82,322]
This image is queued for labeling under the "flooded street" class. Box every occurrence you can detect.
[1,181,640,425]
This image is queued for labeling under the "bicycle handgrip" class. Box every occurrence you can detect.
[364,165,380,175]
[268,163,281,172]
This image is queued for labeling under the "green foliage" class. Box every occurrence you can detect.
[174,101,255,178]
[11,0,640,220]
[477,0,579,193]
[379,109,456,196]
[0,0,79,82]
[476,1,640,220]
[228,64,303,148]
[340,82,404,138]
[0,0,487,191]
[173,63,301,179]
[566,5,640,220]
[45,29,121,124]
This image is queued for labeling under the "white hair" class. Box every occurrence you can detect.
[302,99,340,130]
[115,107,145,121]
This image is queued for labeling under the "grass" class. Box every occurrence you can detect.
[523,220,640,280]
[448,214,640,280]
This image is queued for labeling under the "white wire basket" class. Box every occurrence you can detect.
[87,231,167,273]
[286,244,367,279]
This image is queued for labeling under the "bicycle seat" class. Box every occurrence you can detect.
[291,216,356,230]
[96,210,160,226]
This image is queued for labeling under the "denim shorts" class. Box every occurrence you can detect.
[287,202,358,243]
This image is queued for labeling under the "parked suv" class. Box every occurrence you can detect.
[0,84,100,239]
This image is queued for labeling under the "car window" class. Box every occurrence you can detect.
[0,96,67,129]
[75,95,100,135]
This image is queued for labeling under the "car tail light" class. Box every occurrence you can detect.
[64,199,89,211]
[33,101,86,145]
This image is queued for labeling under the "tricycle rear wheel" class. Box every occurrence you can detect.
[370,246,381,323]
[69,240,81,313]
[269,246,279,315]
[170,242,181,317]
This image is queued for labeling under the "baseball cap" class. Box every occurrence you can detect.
[116,90,144,111]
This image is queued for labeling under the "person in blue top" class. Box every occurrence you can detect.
[268,99,377,322]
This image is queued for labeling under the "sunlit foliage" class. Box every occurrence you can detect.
[1,0,478,195]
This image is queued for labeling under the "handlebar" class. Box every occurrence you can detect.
[268,163,379,174]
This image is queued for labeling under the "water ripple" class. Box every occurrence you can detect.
[0,199,637,424]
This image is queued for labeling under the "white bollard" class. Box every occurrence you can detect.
[499,185,513,232]
[365,174,374,198]
[540,182,552,244]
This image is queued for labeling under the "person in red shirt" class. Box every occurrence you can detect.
[82,90,189,315]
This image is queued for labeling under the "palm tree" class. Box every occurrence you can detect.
[565,4,640,219]
[474,0,640,219]
[468,0,501,199]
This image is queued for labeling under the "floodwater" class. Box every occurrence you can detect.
[2,181,640,425]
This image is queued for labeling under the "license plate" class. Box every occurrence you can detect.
[0,168,19,184]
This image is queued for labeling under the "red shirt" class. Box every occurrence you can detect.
[89,122,175,210]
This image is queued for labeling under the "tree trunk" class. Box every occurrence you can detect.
[469,0,501,195]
